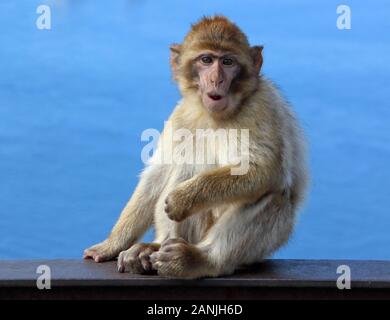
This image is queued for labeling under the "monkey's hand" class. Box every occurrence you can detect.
[83,239,121,263]
[164,186,195,222]
[150,238,209,279]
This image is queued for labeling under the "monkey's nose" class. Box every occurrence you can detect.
[211,78,224,84]
[211,78,224,89]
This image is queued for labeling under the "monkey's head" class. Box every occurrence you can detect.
[170,16,263,118]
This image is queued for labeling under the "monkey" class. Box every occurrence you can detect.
[83,15,308,279]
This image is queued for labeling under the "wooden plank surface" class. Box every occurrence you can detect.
[1,259,389,299]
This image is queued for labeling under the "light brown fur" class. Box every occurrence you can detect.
[83,16,308,279]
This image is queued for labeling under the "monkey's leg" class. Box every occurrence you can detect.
[152,193,294,279]
[117,242,160,274]
[83,164,169,262]
[200,192,295,275]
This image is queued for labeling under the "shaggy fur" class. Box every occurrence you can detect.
[84,15,308,279]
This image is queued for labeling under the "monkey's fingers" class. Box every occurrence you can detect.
[82,250,92,259]
[83,246,115,263]
[83,249,99,262]
[164,199,171,215]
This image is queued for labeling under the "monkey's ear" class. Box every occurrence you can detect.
[170,44,182,80]
[250,46,263,75]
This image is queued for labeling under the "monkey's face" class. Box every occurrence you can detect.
[194,51,240,114]
[169,16,264,119]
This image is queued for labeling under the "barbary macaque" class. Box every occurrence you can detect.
[83,15,308,279]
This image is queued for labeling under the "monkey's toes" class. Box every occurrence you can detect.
[117,243,159,274]
[118,250,143,274]
[150,251,186,278]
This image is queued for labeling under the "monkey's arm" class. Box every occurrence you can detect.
[84,164,168,262]
[165,160,280,222]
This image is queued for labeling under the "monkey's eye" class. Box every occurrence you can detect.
[200,56,213,64]
[222,58,234,66]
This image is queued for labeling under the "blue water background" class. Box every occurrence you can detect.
[0,0,389,259]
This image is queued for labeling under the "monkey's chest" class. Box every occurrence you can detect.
[169,132,244,170]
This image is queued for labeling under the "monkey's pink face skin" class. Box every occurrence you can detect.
[195,51,240,114]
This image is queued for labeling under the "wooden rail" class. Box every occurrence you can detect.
[1,259,390,300]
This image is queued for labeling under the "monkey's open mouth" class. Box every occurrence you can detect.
[203,93,228,112]
[208,94,223,101]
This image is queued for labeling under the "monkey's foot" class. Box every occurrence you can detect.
[150,238,209,279]
[117,243,160,274]
[83,239,120,263]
